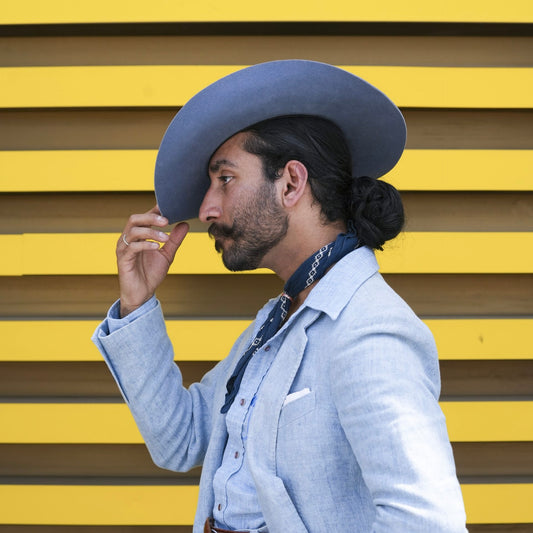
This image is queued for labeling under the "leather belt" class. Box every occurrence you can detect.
[204,517,248,533]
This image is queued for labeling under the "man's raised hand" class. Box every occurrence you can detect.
[117,205,189,317]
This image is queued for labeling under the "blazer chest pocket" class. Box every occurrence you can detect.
[279,389,316,428]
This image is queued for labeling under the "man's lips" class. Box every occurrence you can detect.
[210,234,223,251]
[209,224,232,253]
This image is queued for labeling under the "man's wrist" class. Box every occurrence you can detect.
[120,302,139,319]
[119,295,155,318]
[107,296,158,329]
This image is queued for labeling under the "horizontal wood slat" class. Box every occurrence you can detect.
[461,484,533,524]
[1,274,531,318]
[2,319,531,362]
[442,402,533,442]
[3,36,532,69]
[2,109,532,151]
[2,442,532,478]
[426,319,533,360]
[0,483,531,525]
[1,0,532,24]
[2,149,532,192]
[0,484,199,525]
[1,402,531,444]
[2,232,532,276]
[0,150,155,192]
[2,191,533,234]
[1,66,532,109]
[388,150,533,191]
[1,404,143,444]
[1,319,248,362]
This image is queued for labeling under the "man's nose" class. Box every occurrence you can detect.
[198,188,222,223]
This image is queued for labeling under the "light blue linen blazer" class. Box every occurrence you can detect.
[93,247,467,532]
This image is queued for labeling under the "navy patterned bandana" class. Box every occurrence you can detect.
[220,230,359,414]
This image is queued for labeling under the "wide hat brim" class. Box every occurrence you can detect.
[155,60,406,224]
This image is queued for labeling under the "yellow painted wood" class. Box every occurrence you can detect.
[1,232,531,276]
[0,483,532,525]
[1,66,532,109]
[387,149,533,191]
[461,484,533,524]
[425,319,533,360]
[1,319,252,362]
[1,402,531,444]
[0,235,23,275]
[376,232,533,274]
[1,232,264,276]
[2,319,531,362]
[0,484,199,525]
[441,401,533,442]
[2,149,532,192]
[0,150,155,192]
[0,404,144,444]
[0,483,529,525]
[1,0,531,24]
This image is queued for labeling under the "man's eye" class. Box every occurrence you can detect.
[219,175,234,185]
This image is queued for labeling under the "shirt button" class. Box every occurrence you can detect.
[234,451,240,459]
[264,345,270,351]
[240,398,246,406]
[218,504,222,511]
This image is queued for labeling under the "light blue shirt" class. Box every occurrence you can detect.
[211,327,284,530]
[93,246,467,532]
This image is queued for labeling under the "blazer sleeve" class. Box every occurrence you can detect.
[329,288,467,532]
[92,299,232,472]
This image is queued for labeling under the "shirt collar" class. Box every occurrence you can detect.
[302,246,379,320]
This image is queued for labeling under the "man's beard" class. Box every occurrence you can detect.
[208,181,289,272]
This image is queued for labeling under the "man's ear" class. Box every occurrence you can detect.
[279,160,309,208]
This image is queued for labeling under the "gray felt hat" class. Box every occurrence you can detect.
[154,60,406,223]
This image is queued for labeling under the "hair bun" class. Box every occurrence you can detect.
[350,177,404,250]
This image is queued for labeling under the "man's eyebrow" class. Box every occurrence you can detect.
[209,159,237,173]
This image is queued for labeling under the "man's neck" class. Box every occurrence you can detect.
[266,220,347,283]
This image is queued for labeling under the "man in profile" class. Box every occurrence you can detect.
[93,60,467,532]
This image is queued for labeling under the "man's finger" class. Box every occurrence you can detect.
[160,222,189,264]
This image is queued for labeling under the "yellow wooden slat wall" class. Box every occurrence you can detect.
[1,4,532,532]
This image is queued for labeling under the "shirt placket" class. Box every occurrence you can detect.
[212,337,280,529]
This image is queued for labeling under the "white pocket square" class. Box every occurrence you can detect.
[283,387,311,407]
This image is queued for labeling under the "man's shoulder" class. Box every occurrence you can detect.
[338,271,429,336]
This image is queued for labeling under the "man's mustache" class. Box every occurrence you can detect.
[208,223,236,240]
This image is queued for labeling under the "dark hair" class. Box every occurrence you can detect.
[242,115,404,250]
